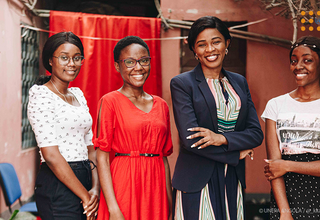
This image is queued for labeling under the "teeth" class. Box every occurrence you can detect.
[206,55,218,61]
[296,73,307,77]
[132,74,143,80]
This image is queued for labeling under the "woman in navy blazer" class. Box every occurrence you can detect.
[171,16,263,220]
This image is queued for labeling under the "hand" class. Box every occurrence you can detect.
[109,209,125,220]
[83,188,99,219]
[264,159,288,181]
[186,127,227,149]
[86,212,97,220]
[239,149,254,160]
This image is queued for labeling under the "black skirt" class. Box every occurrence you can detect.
[269,153,320,220]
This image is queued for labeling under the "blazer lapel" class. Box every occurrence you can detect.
[195,64,218,132]
[223,69,247,130]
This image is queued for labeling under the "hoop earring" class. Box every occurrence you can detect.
[225,48,228,55]
[195,54,199,60]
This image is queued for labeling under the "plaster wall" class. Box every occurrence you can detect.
[160,0,320,195]
[0,0,43,216]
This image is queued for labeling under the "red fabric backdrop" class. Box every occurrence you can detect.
[49,11,162,129]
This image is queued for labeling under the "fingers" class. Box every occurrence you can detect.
[197,142,211,149]
[86,211,98,220]
[268,176,275,181]
[264,168,273,180]
[87,215,94,220]
[187,131,206,140]
[190,137,209,149]
[250,149,254,157]
[264,172,271,178]
[83,194,99,218]
[187,127,207,132]
[247,149,254,160]
[239,149,254,160]
[186,128,217,149]
[247,154,253,160]
[86,195,95,207]
[186,127,212,140]
[87,212,98,220]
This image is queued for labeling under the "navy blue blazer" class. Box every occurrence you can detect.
[170,64,263,193]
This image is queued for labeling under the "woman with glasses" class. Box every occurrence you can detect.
[28,32,99,220]
[170,16,263,219]
[94,36,173,220]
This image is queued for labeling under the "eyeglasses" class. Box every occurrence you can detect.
[117,57,151,68]
[52,55,85,66]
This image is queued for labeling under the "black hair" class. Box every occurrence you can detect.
[34,75,51,85]
[113,36,150,62]
[187,16,231,54]
[290,36,320,60]
[36,32,84,85]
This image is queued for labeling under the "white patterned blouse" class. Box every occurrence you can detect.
[28,84,93,162]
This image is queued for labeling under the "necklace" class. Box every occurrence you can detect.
[50,80,68,102]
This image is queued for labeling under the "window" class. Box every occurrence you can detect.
[21,25,39,149]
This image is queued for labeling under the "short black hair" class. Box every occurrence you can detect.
[187,16,231,54]
[42,32,84,73]
[113,36,150,62]
[290,36,320,60]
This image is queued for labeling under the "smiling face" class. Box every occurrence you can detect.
[114,43,150,89]
[290,45,320,88]
[193,28,230,74]
[50,43,82,83]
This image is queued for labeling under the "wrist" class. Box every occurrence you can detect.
[284,160,292,173]
[280,211,292,217]
[220,134,228,145]
[279,206,291,215]
[108,206,121,214]
[81,192,91,204]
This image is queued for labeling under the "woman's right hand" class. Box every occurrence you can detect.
[239,149,254,160]
[109,210,125,220]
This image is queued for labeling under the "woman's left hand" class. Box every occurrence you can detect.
[83,188,99,219]
[264,159,288,181]
[187,127,227,149]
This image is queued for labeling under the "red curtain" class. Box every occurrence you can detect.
[49,11,162,129]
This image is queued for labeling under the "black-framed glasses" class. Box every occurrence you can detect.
[117,57,151,68]
[52,55,85,66]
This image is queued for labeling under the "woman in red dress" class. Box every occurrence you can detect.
[94,36,173,220]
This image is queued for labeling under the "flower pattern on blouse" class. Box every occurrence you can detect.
[28,85,93,162]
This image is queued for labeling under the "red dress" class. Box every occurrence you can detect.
[94,91,173,220]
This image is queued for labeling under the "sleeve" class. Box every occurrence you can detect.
[222,78,264,152]
[27,86,58,148]
[261,98,278,122]
[170,77,240,166]
[74,88,94,146]
[93,96,115,152]
[162,102,173,157]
